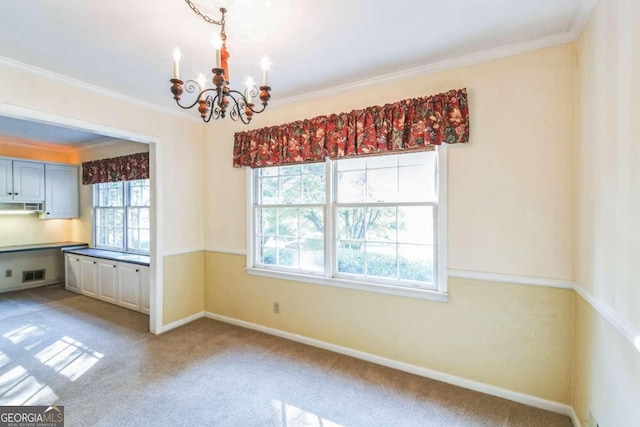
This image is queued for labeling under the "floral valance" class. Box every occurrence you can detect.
[82,152,149,185]
[233,88,469,168]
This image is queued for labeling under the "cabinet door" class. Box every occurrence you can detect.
[12,161,45,202]
[98,261,118,304]
[0,159,12,202]
[79,258,98,297]
[65,255,81,293]
[43,164,79,219]
[140,266,150,315]
[118,263,141,311]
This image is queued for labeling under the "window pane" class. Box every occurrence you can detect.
[336,207,365,240]
[337,241,364,274]
[364,207,397,242]
[300,238,323,272]
[277,238,298,268]
[337,170,366,203]
[259,177,279,204]
[277,208,299,237]
[300,208,323,238]
[398,244,434,283]
[258,208,276,236]
[366,167,398,203]
[256,207,324,273]
[398,206,434,244]
[365,242,397,278]
[279,175,302,204]
[259,237,276,265]
[302,173,325,204]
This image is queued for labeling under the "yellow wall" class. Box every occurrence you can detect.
[205,252,574,403]
[573,0,640,424]
[0,59,205,328]
[164,251,204,325]
[203,45,577,403]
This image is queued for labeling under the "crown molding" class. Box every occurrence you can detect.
[0,1,597,120]
[0,56,201,124]
[0,135,76,152]
[570,0,597,40]
[272,0,597,109]
[271,31,575,108]
[0,134,128,153]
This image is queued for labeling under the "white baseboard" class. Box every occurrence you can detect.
[160,311,205,333]
[203,311,574,418]
[570,406,583,427]
[0,279,64,294]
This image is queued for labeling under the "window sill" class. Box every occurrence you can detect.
[245,268,448,303]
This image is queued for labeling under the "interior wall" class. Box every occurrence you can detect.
[0,249,65,292]
[573,0,640,424]
[203,44,576,403]
[0,60,205,328]
[71,140,150,246]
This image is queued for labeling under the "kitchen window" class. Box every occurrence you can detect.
[248,149,447,300]
[93,179,150,254]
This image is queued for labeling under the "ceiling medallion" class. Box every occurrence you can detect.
[170,1,272,123]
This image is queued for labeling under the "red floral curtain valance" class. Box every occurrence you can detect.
[82,152,149,185]
[233,88,469,168]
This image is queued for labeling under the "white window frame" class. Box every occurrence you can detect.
[92,179,151,255]
[246,147,448,302]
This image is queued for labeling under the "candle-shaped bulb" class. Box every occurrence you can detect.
[245,76,255,103]
[260,55,271,86]
[197,73,207,91]
[211,34,222,68]
[173,47,181,79]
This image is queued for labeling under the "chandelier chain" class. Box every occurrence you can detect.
[184,0,222,25]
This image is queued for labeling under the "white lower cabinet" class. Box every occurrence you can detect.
[117,263,141,311]
[65,255,81,292]
[97,260,118,304]
[140,267,150,315]
[65,253,150,314]
[79,258,98,297]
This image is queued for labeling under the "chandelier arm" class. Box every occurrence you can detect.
[228,89,267,114]
[225,92,249,124]
[173,81,216,110]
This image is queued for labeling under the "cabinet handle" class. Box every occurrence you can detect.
[93,261,97,264]
[112,265,117,268]
[7,192,12,195]
[46,212,50,215]
[136,269,139,272]
[14,193,18,195]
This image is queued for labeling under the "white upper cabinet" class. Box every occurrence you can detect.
[43,164,79,219]
[0,159,11,202]
[0,159,45,202]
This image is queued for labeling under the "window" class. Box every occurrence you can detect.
[249,150,447,299]
[93,179,150,254]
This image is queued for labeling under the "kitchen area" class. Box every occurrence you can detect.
[0,115,152,317]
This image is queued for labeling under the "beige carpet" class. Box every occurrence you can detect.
[0,287,573,427]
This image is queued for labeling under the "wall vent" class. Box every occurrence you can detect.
[22,269,45,283]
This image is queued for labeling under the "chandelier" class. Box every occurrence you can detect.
[169,2,272,124]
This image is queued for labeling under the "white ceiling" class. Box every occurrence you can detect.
[0,0,589,113]
[0,116,107,146]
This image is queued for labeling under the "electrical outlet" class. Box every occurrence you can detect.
[273,301,280,314]
[5,270,12,278]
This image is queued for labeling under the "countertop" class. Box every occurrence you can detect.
[0,241,88,254]
[63,248,150,266]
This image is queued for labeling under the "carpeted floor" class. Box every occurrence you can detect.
[0,286,573,427]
